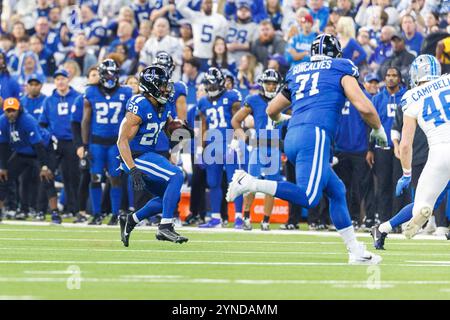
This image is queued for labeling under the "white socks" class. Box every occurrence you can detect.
[132,214,140,224]
[338,225,360,252]
[379,221,393,234]
[235,212,242,220]
[161,218,173,224]
[254,179,277,196]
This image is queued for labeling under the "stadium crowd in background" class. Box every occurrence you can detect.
[0,0,449,236]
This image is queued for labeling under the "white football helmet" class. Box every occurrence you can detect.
[409,54,442,88]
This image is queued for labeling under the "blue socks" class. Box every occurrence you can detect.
[135,197,163,221]
[110,186,122,217]
[274,181,309,207]
[89,183,102,217]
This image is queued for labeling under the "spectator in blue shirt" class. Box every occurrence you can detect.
[266,0,283,31]
[285,14,317,65]
[39,68,81,216]
[107,21,136,58]
[80,4,107,47]
[309,0,329,32]
[29,35,56,77]
[225,0,268,23]
[368,25,395,73]
[0,51,21,115]
[401,14,424,56]
[34,17,60,55]
[337,17,367,67]
[20,74,47,121]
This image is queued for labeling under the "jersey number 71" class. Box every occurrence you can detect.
[295,72,320,100]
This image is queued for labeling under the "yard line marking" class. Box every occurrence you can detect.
[0,276,450,286]
[1,221,447,241]
[405,260,450,265]
[2,246,450,257]
[23,270,83,275]
[0,237,448,246]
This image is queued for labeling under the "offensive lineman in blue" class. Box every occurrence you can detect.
[118,65,189,245]
[81,59,132,225]
[227,34,388,264]
[231,69,283,231]
[197,67,244,229]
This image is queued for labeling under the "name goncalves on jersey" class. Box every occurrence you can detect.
[292,60,332,74]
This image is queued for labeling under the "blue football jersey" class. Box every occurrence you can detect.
[244,93,279,140]
[126,94,174,154]
[85,85,132,138]
[198,89,242,144]
[285,58,359,138]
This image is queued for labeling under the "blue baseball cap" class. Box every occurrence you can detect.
[26,73,45,84]
[237,0,251,9]
[54,69,69,78]
[364,73,380,83]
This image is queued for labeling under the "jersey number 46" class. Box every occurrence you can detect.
[422,89,450,127]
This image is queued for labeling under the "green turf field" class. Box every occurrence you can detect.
[0,221,449,299]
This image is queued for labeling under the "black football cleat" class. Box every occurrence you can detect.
[73,213,88,223]
[88,216,103,225]
[108,215,119,226]
[370,225,387,250]
[156,224,188,244]
[120,213,136,247]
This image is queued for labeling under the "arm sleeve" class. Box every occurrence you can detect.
[32,142,49,167]
[71,121,82,149]
[280,84,292,102]
[0,143,8,169]
[391,104,403,142]
[176,0,200,20]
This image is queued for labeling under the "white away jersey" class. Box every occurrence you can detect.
[401,74,450,146]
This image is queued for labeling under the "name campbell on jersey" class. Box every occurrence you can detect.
[401,74,450,146]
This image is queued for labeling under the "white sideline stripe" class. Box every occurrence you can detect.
[135,164,170,181]
[405,260,450,265]
[0,276,450,286]
[0,237,448,246]
[0,260,449,268]
[0,295,38,300]
[306,127,320,197]
[0,260,350,266]
[1,221,448,241]
[135,158,175,176]
[2,246,450,257]
[23,270,82,275]
[308,129,325,205]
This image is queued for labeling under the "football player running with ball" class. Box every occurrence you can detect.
[227,34,388,264]
[117,65,189,246]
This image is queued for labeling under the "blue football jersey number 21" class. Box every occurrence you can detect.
[295,72,320,100]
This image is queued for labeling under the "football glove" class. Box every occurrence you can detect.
[370,126,388,148]
[395,174,411,197]
[129,166,146,191]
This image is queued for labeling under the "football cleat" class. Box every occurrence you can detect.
[15,212,27,220]
[370,225,387,250]
[51,212,62,224]
[120,213,136,247]
[198,218,222,228]
[403,207,432,239]
[446,232,450,240]
[234,217,244,229]
[73,213,88,224]
[34,212,46,221]
[226,170,255,202]
[107,215,119,226]
[88,216,103,225]
[261,221,270,231]
[279,223,299,230]
[156,224,188,243]
[348,242,382,265]
[243,218,252,231]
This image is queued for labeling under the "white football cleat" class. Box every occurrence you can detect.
[433,226,449,237]
[403,207,432,239]
[348,242,382,265]
[226,170,255,202]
